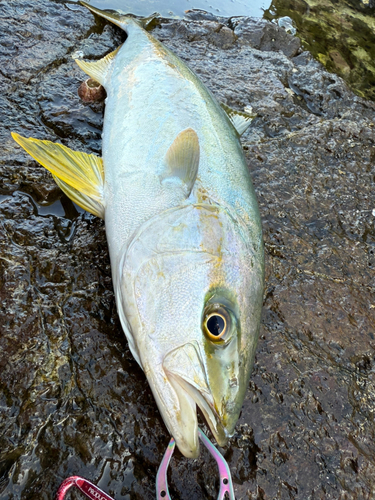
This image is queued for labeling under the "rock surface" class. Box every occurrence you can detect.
[264,0,375,102]
[0,2,374,499]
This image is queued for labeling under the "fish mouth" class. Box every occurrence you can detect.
[163,342,228,457]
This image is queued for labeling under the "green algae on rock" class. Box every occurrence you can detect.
[265,0,375,101]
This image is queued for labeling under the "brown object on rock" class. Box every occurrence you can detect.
[78,78,106,102]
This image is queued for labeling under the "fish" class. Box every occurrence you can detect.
[11,2,264,459]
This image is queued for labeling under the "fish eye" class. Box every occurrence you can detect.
[206,313,226,338]
[203,306,231,342]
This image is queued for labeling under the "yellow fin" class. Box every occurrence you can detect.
[75,46,121,86]
[52,175,104,219]
[221,103,255,136]
[11,132,105,218]
[163,128,199,197]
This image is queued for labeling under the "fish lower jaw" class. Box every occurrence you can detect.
[166,371,228,451]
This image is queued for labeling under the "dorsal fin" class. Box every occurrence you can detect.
[162,128,200,197]
[221,103,255,136]
[11,133,105,218]
[75,45,121,87]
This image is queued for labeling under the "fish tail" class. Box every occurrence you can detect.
[77,2,160,86]
[79,1,159,31]
[79,1,129,29]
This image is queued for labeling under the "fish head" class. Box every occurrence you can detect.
[118,204,263,457]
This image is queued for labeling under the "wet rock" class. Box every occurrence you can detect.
[232,17,301,58]
[209,25,237,49]
[1,1,375,500]
[0,2,88,84]
[264,0,375,101]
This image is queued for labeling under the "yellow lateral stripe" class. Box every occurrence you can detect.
[11,133,104,201]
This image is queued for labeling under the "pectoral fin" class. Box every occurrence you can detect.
[75,46,121,87]
[162,128,199,197]
[221,103,255,136]
[11,133,105,218]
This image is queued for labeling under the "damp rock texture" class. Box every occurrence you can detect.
[263,0,375,102]
[0,2,374,499]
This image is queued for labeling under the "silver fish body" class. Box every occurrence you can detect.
[12,4,264,458]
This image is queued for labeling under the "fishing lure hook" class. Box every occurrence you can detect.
[55,429,235,500]
[156,428,235,500]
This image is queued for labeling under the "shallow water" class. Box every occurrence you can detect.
[73,0,271,18]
